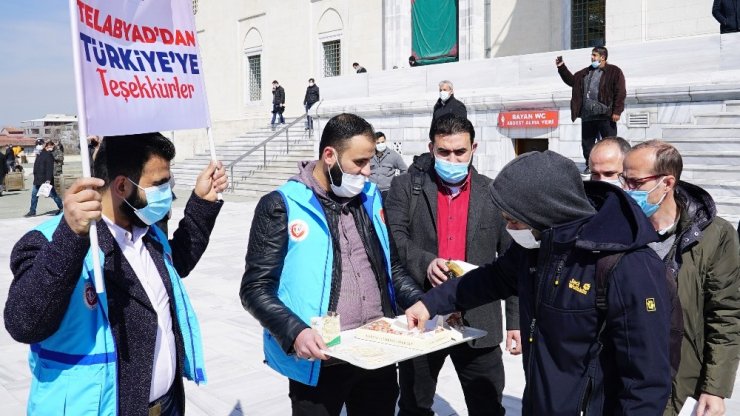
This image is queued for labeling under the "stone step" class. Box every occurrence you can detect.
[679,151,740,166]
[230,181,284,195]
[724,100,740,112]
[694,113,740,125]
[662,124,740,138]
[682,164,740,181]
[658,137,740,152]
[688,179,740,198]
[714,196,740,217]
[173,151,314,169]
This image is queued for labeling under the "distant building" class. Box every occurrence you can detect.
[20,114,79,153]
[0,127,36,153]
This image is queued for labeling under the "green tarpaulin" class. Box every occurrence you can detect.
[411,0,458,66]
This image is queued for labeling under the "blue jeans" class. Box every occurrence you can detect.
[29,183,63,214]
[271,104,285,125]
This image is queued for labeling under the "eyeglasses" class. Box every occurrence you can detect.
[618,174,665,190]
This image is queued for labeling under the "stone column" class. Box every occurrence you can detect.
[383,0,412,69]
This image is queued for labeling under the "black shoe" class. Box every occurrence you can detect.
[582,167,591,174]
[52,209,62,216]
[24,211,36,218]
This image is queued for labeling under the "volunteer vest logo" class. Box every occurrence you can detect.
[568,279,591,295]
[289,219,309,242]
[84,281,98,310]
[645,298,657,312]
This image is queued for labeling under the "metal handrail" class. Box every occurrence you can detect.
[227,114,307,190]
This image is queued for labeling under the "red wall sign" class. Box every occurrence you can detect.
[498,110,559,128]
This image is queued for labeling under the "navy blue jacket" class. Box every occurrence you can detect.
[422,181,672,415]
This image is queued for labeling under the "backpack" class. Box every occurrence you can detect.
[595,252,683,377]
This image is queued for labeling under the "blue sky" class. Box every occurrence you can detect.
[0,2,76,127]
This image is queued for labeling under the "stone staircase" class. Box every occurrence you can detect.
[656,100,740,227]
[171,120,315,197]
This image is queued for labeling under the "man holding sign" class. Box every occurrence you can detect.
[4,134,227,416]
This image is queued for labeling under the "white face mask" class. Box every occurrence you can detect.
[376,142,387,152]
[439,91,451,102]
[506,228,541,249]
[328,152,366,198]
[602,178,621,187]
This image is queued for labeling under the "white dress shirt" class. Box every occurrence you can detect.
[102,216,177,401]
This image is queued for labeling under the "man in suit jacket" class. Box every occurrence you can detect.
[5,133,228,416]
[386,114,519,416]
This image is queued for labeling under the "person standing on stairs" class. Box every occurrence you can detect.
[304,78,320,132]
[271,80,286,129]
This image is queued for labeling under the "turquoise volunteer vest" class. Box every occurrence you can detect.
[26,215,207,416]
[264,180,396,386]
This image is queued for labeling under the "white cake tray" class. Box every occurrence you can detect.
[322,320,487,370]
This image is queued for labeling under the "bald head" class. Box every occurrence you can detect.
[589,138,630,181]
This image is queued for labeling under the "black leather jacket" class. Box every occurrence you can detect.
[240,189,424,353]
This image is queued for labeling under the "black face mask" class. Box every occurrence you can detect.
[120,185,149,228]
[328,159,343,187]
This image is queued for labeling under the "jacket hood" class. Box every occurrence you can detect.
[289,160,332,203]
[409,152,434,174]
[559,180,660,252]
[675,181,716,232]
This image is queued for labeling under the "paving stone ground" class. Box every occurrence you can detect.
[0,172,737,415]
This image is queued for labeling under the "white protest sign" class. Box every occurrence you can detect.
[73,0,210,135]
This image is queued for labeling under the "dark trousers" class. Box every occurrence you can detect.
[29,184,63,214]
[148,384,181,416]
[289,363,398,416]
[305,103,315,130]
[398,344,505,416]
[581,118,617,163]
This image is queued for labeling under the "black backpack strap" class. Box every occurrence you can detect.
[408,171,424,219]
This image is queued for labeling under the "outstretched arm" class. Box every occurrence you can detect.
[169,161,227,276]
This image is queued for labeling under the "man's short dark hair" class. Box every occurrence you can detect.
[319,113,375,155]
[94,133,176,190]
[592,46,608,60]
[631,140,683,181]
[352,63,359,67]
[375,131,385,140]
[308,78,315,83]
[272,80,278,84]
[429,114,475,143]
[593,136,631,157]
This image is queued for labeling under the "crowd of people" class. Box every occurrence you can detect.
[3,45,739,416]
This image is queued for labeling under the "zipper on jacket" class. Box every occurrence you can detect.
[526,236,553,416]
[579,376,593,416]
[547,257,567,304]
[528,318,537,343]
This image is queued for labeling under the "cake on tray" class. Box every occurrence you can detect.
[353,317,461,350]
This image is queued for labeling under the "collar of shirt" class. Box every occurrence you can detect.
[435,171,471,198]
[101,215,149,246]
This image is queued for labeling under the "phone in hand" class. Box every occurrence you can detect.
[556,56,563,64]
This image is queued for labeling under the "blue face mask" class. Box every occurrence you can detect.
[434,157,470,184]
[625,178,667,218]
[125,178,173,226]
[591,61,600,69]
